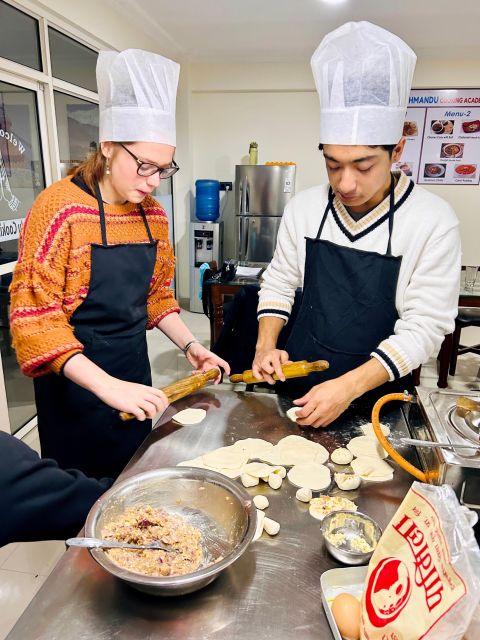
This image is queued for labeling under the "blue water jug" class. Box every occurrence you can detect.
[195,179,220,221]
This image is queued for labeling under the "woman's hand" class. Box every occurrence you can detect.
[63,353,168,421]
[94,377,169,421]
[252,348,290,384]
[185,342,230,382]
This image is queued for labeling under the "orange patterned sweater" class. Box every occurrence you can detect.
[10,176,180,377]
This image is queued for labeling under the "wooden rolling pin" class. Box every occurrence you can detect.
[229,359,329,385]
[119,368,219,421]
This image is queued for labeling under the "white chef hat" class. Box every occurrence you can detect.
[311,22,416,145]
[97,49,180,146]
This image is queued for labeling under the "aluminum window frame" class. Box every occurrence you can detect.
[0,0,106,435]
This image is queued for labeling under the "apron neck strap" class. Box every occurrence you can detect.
[94,181,108,246]
[138,204,155,244]
[386,173,395,256]
[94,182,155,246]
[316,187,335,240]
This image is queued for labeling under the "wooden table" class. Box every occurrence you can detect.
[204,275,261,347]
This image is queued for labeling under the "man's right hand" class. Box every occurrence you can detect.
[252,348,290,384]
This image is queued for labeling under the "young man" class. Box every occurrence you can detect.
[252,22,461,427]
[0,432,112,546]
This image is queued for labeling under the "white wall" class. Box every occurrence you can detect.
[32,0,193,297]
[28,3,480,305]
[187,59,480,276]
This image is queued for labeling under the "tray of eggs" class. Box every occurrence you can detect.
[321,566,367,640]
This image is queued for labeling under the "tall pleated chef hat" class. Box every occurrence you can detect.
[311,21,416,145]
[97,49,180,146]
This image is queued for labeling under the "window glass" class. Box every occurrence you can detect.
[0,80,45,257]
[54,91,99,178]
[0,80,45,433]
[49,27,97,92]
[0,1,42,71]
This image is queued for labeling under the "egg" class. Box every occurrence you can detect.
[331,592,361,640]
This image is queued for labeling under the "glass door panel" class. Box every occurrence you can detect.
[0,80,45,433]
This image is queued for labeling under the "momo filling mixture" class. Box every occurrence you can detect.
[101,505,203,577]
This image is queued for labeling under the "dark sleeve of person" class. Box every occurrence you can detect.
[0,432,113,546]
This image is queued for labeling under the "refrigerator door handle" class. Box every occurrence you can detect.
[240,175,249,215]
[244,217,250,261]
[238,216,243,260]
[239,216,249,261]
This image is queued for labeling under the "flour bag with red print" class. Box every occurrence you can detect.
[360,482,480,640]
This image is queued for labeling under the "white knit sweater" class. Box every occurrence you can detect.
[258,171,461,381]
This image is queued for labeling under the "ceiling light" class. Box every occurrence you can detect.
[320,0,349,6]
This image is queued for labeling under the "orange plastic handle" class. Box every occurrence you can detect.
[371,392,438,484]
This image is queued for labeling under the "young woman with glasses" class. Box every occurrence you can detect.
[9,130,229,479]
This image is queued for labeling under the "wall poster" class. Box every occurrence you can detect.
[392,88,480,185]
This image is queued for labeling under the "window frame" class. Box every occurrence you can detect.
[0,0,105,436]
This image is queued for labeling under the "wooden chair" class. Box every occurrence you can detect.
[449,308,480,375]
[412,333,453,388]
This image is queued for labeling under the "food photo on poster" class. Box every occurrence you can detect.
[392,161,414,176]
[424,163,446,178]
[441,142,464,158]
[430,119,454,135]
[462,120,480,133]
[403,121,418,136]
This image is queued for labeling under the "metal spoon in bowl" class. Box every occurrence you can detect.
[66,537,179,553]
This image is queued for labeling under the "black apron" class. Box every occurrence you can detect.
[34,182,157,479]
[278,176,412,400]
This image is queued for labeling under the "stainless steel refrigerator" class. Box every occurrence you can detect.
[235,164,296,264]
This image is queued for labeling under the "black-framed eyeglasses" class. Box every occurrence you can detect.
[118,143,179,179]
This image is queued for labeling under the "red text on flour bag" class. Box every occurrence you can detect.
[361,486,467,640]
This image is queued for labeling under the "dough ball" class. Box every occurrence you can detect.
[253,509,265,541]
[263,517,280,536]
[287,462,331,491]
[295,487,313,502]
[253,495,269,510]
[334,473,361,491]
[241,473,259,488]
[268,473,283,490]
[172,408,207,425]
[331,448,354,465]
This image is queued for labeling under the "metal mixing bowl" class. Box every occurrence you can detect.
[84,467,256,596]
[321,510,382,565]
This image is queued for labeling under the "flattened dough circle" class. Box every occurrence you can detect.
[172,408,207,425]
[347,436,388,459]
[287,462,331,491]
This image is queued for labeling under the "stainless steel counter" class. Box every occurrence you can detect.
[7,389,419,640]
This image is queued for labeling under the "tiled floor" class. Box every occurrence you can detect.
[1,308,479,638]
